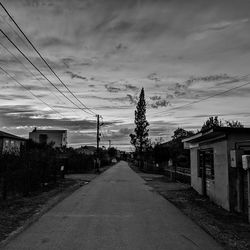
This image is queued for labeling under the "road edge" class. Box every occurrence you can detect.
[0,165,112,249]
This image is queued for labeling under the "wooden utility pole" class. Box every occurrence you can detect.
[96,114,100,172]
[109,139,111,149]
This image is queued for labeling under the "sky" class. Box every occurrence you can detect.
[0,0,250,151]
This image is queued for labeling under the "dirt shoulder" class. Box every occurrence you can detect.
[0,166,110,245]
[131,165,250,250]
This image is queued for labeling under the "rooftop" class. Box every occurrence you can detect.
[182,127,250,144]
[30,129,67,133]
[0,131,26,141]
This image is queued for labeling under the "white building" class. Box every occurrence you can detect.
[29,128,67,148]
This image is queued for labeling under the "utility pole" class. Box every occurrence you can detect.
[96,114,100,173]
[108,139,111,149]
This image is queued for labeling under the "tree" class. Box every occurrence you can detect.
[201,116,244,131]
[201,116,223,131]
[168,128,194,167]
[225,120,244,128]
[171,128,194,142]
[108,147,117,158]
[130,88,150,162]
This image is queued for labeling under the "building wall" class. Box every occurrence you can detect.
[190,140,230,210]
[29,131,67,148]
[190,147,202,193]
[227,133,250,213]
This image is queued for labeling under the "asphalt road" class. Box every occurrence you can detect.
[2,161,223,250]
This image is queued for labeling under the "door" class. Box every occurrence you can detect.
[199,149,214,196]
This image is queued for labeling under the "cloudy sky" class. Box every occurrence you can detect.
[0,0,250,150]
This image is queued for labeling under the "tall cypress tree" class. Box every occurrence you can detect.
[130,88,150,155]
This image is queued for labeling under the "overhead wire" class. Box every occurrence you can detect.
[0,39,66,105]
[0,2,97,116]
[0,14,30,50]
[151,74,250,116]
[0,64,65,118]
[0,27,95,116]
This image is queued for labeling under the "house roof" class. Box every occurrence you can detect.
[30,129,67,133]
[182,127,250,144]
[0,131,26,141]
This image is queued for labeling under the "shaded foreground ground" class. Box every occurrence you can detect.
[0,171,104,244]
[1,161,222,250]
[132,166,250,250]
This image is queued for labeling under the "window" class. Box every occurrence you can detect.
[39,134,48,144]
[198,149,214,180]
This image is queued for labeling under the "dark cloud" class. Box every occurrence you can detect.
[38,36,73,48]
[127,93,171,108]
[0,105,118,135]
[127,94,138,105]
[166,94,174,99]
[58,95,129,103]
[150,95,161,101]
[148,95,171,109]
[66,71,88,80]
[61,58,74,68]
[147,73,161,82]
[0,94,31,101]
[111,21,133,33]
[115,43,128,51]
[151,99,170,109]
[104,84,122,93]
[124,84,138,91]
[185,74,238,85]
[105,82,138,93]
[105,43,129,58]
[168,74,242,99]
[172,82,189,97]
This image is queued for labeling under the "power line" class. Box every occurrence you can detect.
[0,14,30,50]
[0,39,66,105]
[152,75,250,116]
[0,27,94,116]
[0,64,65,118]
[0,2,97,116]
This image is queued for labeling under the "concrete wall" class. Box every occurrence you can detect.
[29,131,67,148]
[190,140,230,210]
[190,147,202,194]
[227,133,250,212]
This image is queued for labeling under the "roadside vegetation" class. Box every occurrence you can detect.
[0,141,119,243]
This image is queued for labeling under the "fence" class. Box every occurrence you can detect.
[164,165,191,184]
[134,159,191,183]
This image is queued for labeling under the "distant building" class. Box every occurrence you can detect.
[29,128,67,148]
[183,127,250,221]
[0,131,26,154]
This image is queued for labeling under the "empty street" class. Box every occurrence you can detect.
[1,161,222,250]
